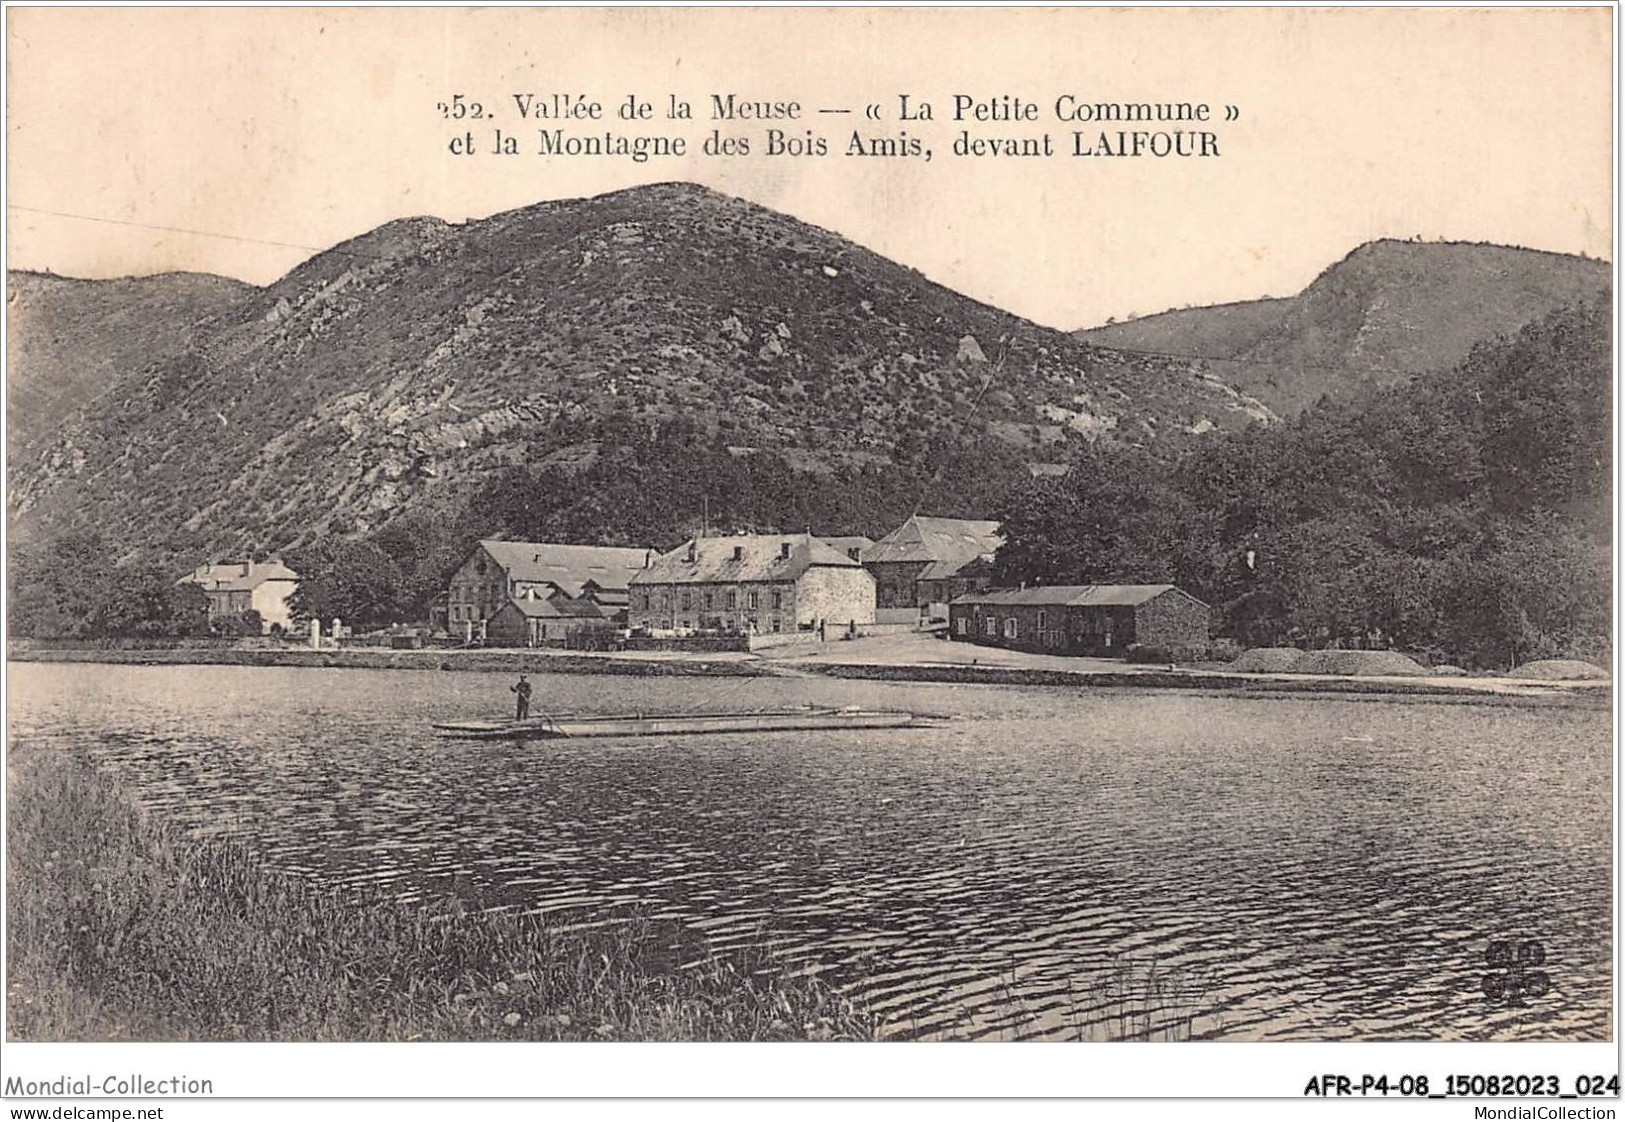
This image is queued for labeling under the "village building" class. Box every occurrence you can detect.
[948,585,1211,656]
[629,534,875,634]
[863,516,1003,618]
[446,540,653,626]
[579,581,632,625]
[918,553,999,614]
[486,590,613,648]
[178,559,299,632]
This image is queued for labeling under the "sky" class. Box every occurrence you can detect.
[5,7,1614,330]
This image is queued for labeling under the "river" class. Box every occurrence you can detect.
[7,661,1611,1041]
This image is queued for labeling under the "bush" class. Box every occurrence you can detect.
[1291,649,1428,677]
[211,610,263,637]
[1507,659,1609,681]
[1231,648,1305,673]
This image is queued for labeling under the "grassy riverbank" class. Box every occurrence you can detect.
[5,743,876,1042]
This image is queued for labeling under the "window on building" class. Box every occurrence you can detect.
[984,616,997,637]
[772,590,783,609]
[1004,617,1018,639]
[749,590,759,610]
[770,617,781,633]
[726,590,737,609]
[1038,610,1047,631]
[956,617,968,635]
[681,592,692,611]
[704,592,714,610]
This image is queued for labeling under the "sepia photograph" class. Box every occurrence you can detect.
[2,3,1616,1111]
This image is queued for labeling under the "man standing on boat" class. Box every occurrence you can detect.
[511,673,533,722]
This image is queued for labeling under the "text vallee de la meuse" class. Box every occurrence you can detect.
[443,92,1223,161]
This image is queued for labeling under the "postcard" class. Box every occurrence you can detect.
[3,5,1615,1115]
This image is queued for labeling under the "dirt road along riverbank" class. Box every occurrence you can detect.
[5,644,766,677]
[8,633,1607,703]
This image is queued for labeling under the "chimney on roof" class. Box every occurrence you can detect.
[780,542,791,559]
[686,541,697,563]
[733,545,744,561]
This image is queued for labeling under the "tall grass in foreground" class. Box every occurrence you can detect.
[5,743,879,1042]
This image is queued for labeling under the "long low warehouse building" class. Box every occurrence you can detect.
[949,584,1211,656]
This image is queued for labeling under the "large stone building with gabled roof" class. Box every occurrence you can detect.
[178,559,300,632]
[446,540,653,626]
[629,533,875,635]
[863,515,1004,615]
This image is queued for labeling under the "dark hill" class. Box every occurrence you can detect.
[1073,297,1292,359]
[6,270,254,457]
[10,183,1271,562]
[1075,240,1611,416]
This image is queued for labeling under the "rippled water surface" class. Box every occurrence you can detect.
[7,662,1612,1040]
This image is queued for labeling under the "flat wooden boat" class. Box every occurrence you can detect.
[431,706,936,740]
